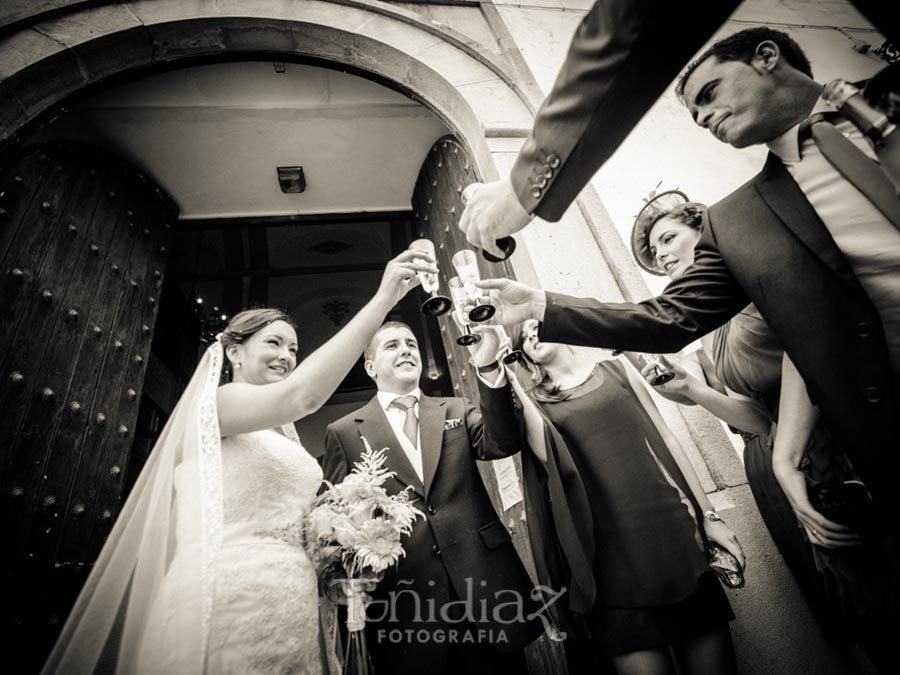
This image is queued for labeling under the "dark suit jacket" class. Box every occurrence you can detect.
[512,0,897,220]
[321,382,543,673]
[540,154,900,520]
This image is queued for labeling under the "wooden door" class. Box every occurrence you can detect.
[411,136,567,673]
[0,141,177,671]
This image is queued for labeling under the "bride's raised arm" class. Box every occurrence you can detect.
[217,249,435,437]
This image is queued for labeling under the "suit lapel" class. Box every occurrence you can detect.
[418,395,447,497]
[356,398,425,497]
[756,153,861,290]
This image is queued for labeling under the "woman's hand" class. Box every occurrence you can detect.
[374,249,437,308]
[468,325,505,366]
[639,355,698,400]
[773,460,863,548]
[323,570,382,606]
[704,519,746,571]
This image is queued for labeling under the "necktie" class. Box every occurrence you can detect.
[390,395,418,447]
[802,112,900,232]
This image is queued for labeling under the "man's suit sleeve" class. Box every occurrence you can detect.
[322,424,351,486]
[465,379,525,461]
[541,219,750,351]
[512,0,740,220]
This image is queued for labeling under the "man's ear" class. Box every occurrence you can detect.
[364,359,377,380]
[752,40,781,73]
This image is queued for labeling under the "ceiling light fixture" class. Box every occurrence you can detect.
[277,166,306,194]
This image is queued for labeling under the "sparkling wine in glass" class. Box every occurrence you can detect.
[450,249,494,322]
[448,277,481,346]
[409,239,451,316]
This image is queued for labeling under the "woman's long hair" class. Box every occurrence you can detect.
[511,323,570,402]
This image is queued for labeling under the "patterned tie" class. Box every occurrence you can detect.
[390,395,418,447]
[802,112,900,232]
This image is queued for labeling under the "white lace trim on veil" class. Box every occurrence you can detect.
[42,342,226,674]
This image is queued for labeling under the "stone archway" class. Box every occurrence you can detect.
[0,0,535,184]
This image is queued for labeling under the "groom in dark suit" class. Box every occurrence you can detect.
[321,322,544,675]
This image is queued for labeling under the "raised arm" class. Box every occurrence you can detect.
[459,0,740,254]
[476,222,749,354]
[217,250,436,437]
[638,349,771,435]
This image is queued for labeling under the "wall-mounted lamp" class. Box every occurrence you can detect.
[277,166,306,194]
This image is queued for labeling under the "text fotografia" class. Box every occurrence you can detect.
[376,627,509,645]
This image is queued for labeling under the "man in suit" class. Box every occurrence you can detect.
[463,19,900,526]
[458,0,896,257]
[321,322,545,675]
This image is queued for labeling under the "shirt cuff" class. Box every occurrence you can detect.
[475,368,507,389]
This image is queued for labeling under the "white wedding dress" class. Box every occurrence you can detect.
[135,426,328,674]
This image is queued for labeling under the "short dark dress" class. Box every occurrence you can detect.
[536,359,733,655]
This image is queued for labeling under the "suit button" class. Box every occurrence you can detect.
[432,544,441,556]
[531,187,542,199]
[427,505,437,515]
[856,322,872,338]
[865,387,881,403]
[536,176,548,189]
[547,153,561,168]
[543,166,554,179]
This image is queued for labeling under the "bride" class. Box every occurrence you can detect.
[42,250,436,674]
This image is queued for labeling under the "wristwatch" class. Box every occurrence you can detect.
[703,510,722,523]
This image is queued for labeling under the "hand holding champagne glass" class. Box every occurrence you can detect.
[409,239,451,316]
[451,249,495,322]
[639,353,675,386]
[448,277,481,346]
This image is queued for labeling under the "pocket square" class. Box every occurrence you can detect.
[443,418,463,431]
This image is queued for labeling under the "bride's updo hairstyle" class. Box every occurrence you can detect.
[219,308,296,383]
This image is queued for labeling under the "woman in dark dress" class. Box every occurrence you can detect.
[501,320,742,675]
[632,192,900,673]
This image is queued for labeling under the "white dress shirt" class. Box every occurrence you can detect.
[767,95,900,381]
[377,388,424,482]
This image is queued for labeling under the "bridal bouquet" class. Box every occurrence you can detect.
[304,438,423,674]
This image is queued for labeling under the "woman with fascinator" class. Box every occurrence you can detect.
[632,190,900,672]
[41,250,437,675]
[490,317,742,675]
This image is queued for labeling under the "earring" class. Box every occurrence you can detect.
[234,363,242,370]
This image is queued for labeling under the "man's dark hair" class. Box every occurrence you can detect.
[364,321,415,362]
[676,27,813,101]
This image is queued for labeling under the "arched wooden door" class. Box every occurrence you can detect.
[411,136,567,673]
[0,141,177,670]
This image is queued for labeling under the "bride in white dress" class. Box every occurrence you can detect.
[42,250,435,674]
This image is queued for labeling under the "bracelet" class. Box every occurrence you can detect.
[703,510,722,523]
[475,361,500,374]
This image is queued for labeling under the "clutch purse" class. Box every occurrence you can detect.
[707,543,745,589]
[808,480,875,537]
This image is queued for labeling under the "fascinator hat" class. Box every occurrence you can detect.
[630,186,705,276]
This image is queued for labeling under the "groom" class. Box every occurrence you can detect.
[321,322,545,675]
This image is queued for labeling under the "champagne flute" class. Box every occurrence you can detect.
[482,236,517,263]
[450,249,494,322]
[448,277,481,346]
[640,353,675,386]
[409,239,451,316]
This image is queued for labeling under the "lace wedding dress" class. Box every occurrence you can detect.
[134,425,328,674]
